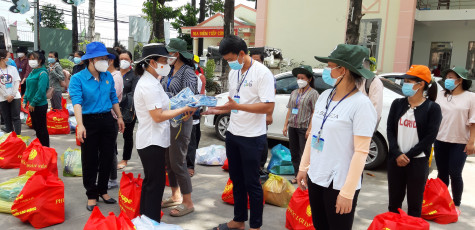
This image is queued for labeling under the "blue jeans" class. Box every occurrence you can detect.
[225,131,266,229]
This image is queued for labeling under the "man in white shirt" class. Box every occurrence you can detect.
[204,35,275,230]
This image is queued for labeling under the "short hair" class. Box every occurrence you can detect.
[121,50,133,61]
[0,49,8,59]
[75,51,85,57]
[251,52,264,62]
[49,51,59,62]
[28,50,46,66]
[219,35,248,56]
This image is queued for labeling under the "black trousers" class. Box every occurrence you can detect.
[0,99,22,135]
[20,82,26,96]
[122,116,137,161]
[29,104,49,147]
[387,157,429,217]
[186,122,201,169]
[434,140,467,206]
[225,131,265,229]
[288,127,307,177]
[110,121,119,181]
[260,135,268,168]
[308,178,360,230]
[81,112,116,199]
[138,145,166,223]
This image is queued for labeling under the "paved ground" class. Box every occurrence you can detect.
[1,121,475,230]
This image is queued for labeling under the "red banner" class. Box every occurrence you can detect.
[191,29,238,38]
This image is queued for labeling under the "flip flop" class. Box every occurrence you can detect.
[212,223,242,230]
[162,197,182,208]
[169,204,194,217]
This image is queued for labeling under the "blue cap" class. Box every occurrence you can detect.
[81,42,115,61]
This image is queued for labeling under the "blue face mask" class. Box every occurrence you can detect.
[322,67,342,87]
[48,58,56,64]
[73,57,81,64]
[444,79,458,91]
[402,83,419,97]
[228,55,243,70]
[6,58,15,66]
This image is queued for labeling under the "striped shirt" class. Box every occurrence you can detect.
[286,87,319,128]
[161,64,198,97]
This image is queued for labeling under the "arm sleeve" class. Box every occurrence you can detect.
[113,73,123,102]
[339,136,372,199]
[299,133,312,172]
[405,102,442,158]
[370,77,383,120]
[142,85,163,111]
[54,65,65,81]
[352,98,377,137]
[258,70,276,103]
[200,74,206,94]
[386,99,403,161]
[69,74,83,106]
[31,71,49,106]
[469,93,475,124]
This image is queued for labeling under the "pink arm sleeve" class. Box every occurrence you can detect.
[339,135,372,199]
[298,136,312,172]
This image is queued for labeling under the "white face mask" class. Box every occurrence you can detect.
[17,53,25,58]
[297,79,308,88]
[28,60,39,68]
[94,60,109,73]
[154,62,171,77]
[167,54,178,65]
[120,60,131,70]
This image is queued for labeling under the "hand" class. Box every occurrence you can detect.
[305,129,311,139]
[266,115,273,125]
[335,194,353,214]
[28,105,35,112]
[117,118,125,133]
[464,142,475,155]
[396,154,410,167]
[21,79,26,84]
[201,107,221,115]
[77,124,87,143]
[296,171,308,191]
[215,96,238,111]
[283,126,288,137]
[7,96,14,103]
[182,107,197,121]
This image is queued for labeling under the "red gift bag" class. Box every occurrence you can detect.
[76,126,81,146]
[19,138,58,176]
[368,208,430,230]
[285,188,313,230]
[165,171,170,187]
[222,159,229,171]
[26,113,33,128]
[421,178,458,224]
[11,169,65,229]
[47,108,70,135]
[0,132,27,169]
[84,206,135,230]
[222,178,263,209]
[119,172,143,220]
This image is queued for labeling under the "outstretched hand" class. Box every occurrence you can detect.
[214,96,239,111]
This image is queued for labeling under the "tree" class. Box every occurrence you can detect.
[72,5,78,52]
[198,0,206,56]
[87,0,95,41]
[171,4,199,50]
[26,4,67,30]
[205,0,225,17]
[346,0,364,45]
[142,0,178,43]
[220,0,234,91]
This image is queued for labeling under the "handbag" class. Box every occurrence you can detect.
[120,92,135,123]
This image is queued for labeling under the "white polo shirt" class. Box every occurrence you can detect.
[134,71,170,149]
[227,61,275,137]
[308,89,376,190]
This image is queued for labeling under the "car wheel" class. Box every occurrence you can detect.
[365,133,387,170]
[215,114,230,141]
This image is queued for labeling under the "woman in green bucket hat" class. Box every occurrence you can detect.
[434,66,475,215]
[160,38,198,217]
[295,44,377,229]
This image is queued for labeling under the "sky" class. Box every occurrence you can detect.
[0,0,256,45]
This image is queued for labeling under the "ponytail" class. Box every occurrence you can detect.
[134,56,160,76]
[426,81,438,101]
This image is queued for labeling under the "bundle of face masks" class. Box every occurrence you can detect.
[169,87,217,127]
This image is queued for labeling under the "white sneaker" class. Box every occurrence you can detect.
[108,180,119,190]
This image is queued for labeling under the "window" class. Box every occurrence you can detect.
[359,19,382,60]
[276,75,298,94]
[429,42,452,70]
[467,41,475,78]
[312,73,332,94]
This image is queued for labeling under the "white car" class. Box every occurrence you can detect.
[204,69,404,169]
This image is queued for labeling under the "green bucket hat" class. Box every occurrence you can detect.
[292,65,313,77]
[441,66,474,80]
[314,44,375,79]
[166,38,193,60]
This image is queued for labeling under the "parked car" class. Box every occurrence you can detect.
[204,69,403,169]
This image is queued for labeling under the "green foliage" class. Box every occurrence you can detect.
[171,3,199,50]
[205,0,225,17]
[78,40,91,52]
[142,0,178,22]
[59,59,74,72]
[26,4,67,31]
[134,42,144,61]
[205,59,218,92]
[369,56,377,72]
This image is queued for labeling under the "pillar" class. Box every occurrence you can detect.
[193,37,199,56]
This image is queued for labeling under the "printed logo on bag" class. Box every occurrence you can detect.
[28,149,38,160]
[12,207,37,216]
[52,117,64,121]
[119,191,133,204]
[224,183,233,193]
[287,206,313,228]
[306,205,312,217]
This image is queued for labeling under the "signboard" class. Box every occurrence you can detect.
[191,29,238,38]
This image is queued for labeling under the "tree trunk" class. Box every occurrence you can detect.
[345,0,364,45]
[198,0,206,56]
[148,0,157,43]
[192,0,196,9]
[221,0,235,91]
[157,0,165,41]
[72,5,78,52]
[87,0,95,41]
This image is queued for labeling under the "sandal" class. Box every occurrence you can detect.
[117,160,127,170]
[162,197,182,208]
[289,178,298,184]
[213,223,242,230]
[169,204,194,217]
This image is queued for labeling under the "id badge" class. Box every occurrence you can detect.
[311,135,325,152]
[5,83,12,89]
[19,68,22,73]
[292,108,298,115]
[232,95,240,113]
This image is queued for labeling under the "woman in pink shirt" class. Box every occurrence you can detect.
[435,67,475,215]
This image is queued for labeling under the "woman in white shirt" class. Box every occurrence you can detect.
[133,44,195,223]
[0,49,22,134]
[435,66,475,215]
[296,44,377,230]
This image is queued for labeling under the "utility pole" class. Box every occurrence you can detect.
[72,5,78,52]
[88,0,96,41]
[33,0,41,50]
[114,0,118,47]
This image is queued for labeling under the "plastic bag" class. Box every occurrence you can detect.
[222,159,229,171]
[18,135,32,146]
[132,215,183,230]
[195,145,226,165]
[169,87,217,127]
[69,117,77,131]
[222,178,264,209]
[19,138,58,176]
[368,208,430,230]
[421,178,458,224]
[61,148,82,177]
[0,171,35,202]
[20,112,27,124]
[0,132,9,144]
[0,132,27,169]
[66,103,74,116]
[84,206,135,230]
[267,144,294,175]
[285,187,313,230]
[119,172,143,219]
[263,174,295,207]
[26,113,33,128]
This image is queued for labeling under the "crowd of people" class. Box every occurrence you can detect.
[1,34,474,230]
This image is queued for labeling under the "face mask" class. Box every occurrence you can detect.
[402,83,419,97]
[73,57,82,64]
[94,60,109,73]
[195,63,198,69]
[28,60,39,68]
[48,58,56,64]
[444,79,458,91]
[120,60,131,70]
[17,53,25,58]
[228,55,243,70]
[167,53,178,65]
[154,62,171,77]
[6,58,15,66]
[322,67,343,87]
[297,79,308,88]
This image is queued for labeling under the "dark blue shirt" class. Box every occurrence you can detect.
[69,68,119,114]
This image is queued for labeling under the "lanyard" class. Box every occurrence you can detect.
[318,87,357,135]
[0,67,8,77]
[236,59,253,96]
[295,86,310,108]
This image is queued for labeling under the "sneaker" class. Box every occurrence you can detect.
[108,180,119,190]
